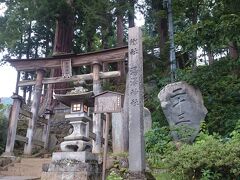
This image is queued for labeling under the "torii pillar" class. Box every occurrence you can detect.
[2,94,23,157]
[92,61,103,154]
[24,69,45,155]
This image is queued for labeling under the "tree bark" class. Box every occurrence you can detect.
[229,41,239,60]
[207,51,214,65]
[152,1,168,54]
[53,0,75,94]
[159,18,168,52]
[128,0,135,28]
[53,0,74,55]
[116,16,124,47]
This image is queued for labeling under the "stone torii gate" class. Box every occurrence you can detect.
[2,27,146,177]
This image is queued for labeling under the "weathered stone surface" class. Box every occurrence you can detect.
[143,107,152,134]
[42,159,101,180]
[158,81,208,142]
[111,76,129,154]
[51,152,97,163]
[60,140,92,152]
[42,151,100,180]
[112,107,152,153]
[112,112,124,153]
[41,171,100,180]
[128,27,145,172]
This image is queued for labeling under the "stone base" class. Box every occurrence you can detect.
[128,172,147,180]
[41,171,100,180]
[51,152,98,163]
[1,152,16,161]
[41,152,101,180]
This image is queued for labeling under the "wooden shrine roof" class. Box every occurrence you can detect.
[7,46,128,71]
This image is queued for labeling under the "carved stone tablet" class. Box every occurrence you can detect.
[94,91,123,113]
[158,81,208,142]
[61,59,72,78]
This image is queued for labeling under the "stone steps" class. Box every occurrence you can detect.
[0,158,51,178]
[0,176,40,180]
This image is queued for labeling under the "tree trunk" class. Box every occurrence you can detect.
[53,0,75,94]
[53,0,74,55]
[229,41,239,60]
[128,0,135,28]
[26,21,32,59]
[152,1,168,55]
[190,7,198,69]
[159,18,168,52]
[101,13,113,49]
[116,15,124,47]
[116,1,125,83]
[207,51,214,65]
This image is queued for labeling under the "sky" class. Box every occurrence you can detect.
[0,3,16,97]
[0,2,145,98]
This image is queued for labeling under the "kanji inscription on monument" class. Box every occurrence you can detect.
[61,59,72,78]
[128,27,145,172]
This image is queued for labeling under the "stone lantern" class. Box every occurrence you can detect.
[54,90,94,153]
[42,88,100,180]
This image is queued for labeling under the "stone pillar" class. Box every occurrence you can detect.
[112,113,124,153]
[92,62,102,153]
[112,79,129,153]
[24,69,45,155]
[2,95,23,157]
[143,107,152,134]
[128,27,145,172]
[42,113,52,150]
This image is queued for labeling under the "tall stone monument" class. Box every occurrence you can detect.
[158,81,208,142]
[128,27,145,174]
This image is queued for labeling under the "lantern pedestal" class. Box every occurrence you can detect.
[60,113,92,152]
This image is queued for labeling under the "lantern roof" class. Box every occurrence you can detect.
[54,91,94,107]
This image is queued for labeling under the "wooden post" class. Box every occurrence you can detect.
[2,95,23,157]
[43,112,53,150]
[92,61,103,154]
[128,27,145,172]
[102,113,110,180]
[15,71,20,95]
[24,69,45,155]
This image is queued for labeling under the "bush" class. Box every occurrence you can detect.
[145,126,173,155]
[165,129,240,179]
[145,126,177,168]
[0,104,8,153]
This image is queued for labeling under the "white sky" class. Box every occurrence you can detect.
[0,2,145,98]
[0,3,16,97]
[0,63,17,97]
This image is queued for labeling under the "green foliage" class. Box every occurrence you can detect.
[177,58,240,136]
[170,124,196,143]
[145,126,172,154]
[0,104,8,153]
[107,171,123,180]
[145,126,176,168]
[164,129,240,179]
